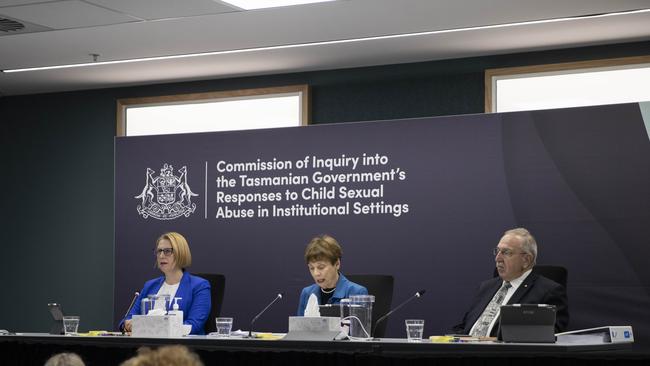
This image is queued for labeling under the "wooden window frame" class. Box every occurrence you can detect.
[484,56,650,113]
[116,84,310,136]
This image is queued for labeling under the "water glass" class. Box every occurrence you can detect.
[215,317,233,337]
[348,295,375,339]
[63,316,80,335]
[405,319,424,342]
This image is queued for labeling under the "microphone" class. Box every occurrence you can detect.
[372,289,425,338]
[121,291,140,333]
[248,293,284,338]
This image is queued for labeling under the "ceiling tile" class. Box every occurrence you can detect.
[0,0,139,29]
[1,0,650,95]
[85,0,239,20]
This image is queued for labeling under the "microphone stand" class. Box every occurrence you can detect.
[249,293,283,338]
[372,289,426,339]
[121,291,140,333]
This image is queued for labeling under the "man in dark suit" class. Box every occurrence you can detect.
[451,228,568,336]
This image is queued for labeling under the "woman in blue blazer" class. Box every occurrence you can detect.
[297,235,367,316]
[119,232,211,335]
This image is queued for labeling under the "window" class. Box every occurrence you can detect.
[117,85,309,136]
[485,56,650,113]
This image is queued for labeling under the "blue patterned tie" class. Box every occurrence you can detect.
[470,281,512,337]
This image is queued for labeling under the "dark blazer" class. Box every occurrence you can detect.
[451,272,569,335]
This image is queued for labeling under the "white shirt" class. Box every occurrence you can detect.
[153,281,180,310]
[469,269,532,336]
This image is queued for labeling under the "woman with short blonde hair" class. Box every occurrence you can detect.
[119,232,211,335]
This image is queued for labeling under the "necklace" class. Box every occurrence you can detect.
[321,287,336,294]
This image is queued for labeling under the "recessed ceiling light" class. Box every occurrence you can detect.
[222,0,336,10]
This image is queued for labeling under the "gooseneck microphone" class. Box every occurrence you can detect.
[372,289,426,337]
[249,293,284,338]
[121,291,140,333]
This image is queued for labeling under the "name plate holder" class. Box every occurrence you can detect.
[283,316,343,341]
[131,314,187,337]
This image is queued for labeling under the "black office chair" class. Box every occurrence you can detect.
[194,273,226,333]
[492,265,568,288]
[345,274,394,338]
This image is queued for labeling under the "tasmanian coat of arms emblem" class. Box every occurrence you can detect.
[135,163,198,220]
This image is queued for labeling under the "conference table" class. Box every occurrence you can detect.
[1,332,648,366]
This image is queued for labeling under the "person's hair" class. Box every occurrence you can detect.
[304,234,342,265]
[44,353,85,366]
[504,227,537,266]
[156,232,192,269]
[120,345,203,366]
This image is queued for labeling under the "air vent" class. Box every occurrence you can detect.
[0,17,25,32]
[0,15,51,36]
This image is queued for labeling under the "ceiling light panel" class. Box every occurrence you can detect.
[0,0,138,29]
[86,0,239,21]
[220,0,336,10]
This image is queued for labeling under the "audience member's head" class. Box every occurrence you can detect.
[121,345,203,366]
[44,353,85,366]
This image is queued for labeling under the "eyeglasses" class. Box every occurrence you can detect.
[493,247,527,257]
[155,248,174,257]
